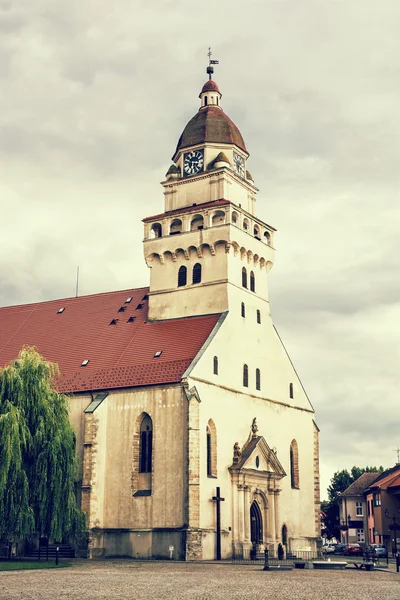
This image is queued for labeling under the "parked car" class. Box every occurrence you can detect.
[322,544,336,554]
[366,544,388,558]
[343,543,363,556]
[333,543,347,555]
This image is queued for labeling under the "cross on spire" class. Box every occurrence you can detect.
[206,47,219,80]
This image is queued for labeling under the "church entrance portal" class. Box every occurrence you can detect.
[250,501,263,546]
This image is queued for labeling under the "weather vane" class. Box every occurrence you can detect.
[207,47,219,80]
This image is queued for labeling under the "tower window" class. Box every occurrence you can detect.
[140,415,153,473]
[204,96,208,106]
[242,267,247,288]
[256,368,261,391]
[213,356,218,375]
[250,271,255,292]
[243,364,249,387]
[241,302,245,318]
[178,265,187,287]
[192,263,202,284]
[257,310,261,324]
[289,383,294,399]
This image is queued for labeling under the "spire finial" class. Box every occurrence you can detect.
[207,47,219,80]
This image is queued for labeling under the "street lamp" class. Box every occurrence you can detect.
[384,508,400,556]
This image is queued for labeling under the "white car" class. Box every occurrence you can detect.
[322,545,336,554]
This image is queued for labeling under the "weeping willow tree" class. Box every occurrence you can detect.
[0,346,86,542]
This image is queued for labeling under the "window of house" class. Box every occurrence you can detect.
[241,302,245,318]
[357,529,365,543]
[289,383,294,399]
[250,271,255,292]
[290,439,299,489]
[139,415,153,473]
[374,493,381,506]
[213,356,218,375]
[257,310,261,324]
[367,501,371,517]
[256,368,261,391]
[243,364,249,387]
[192,263,202,284]
[178,265,187,287]
[242,267,247,288]
[356,502,363,516]
[206,419,217,477]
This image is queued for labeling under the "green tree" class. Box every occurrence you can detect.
[0,347,86,543]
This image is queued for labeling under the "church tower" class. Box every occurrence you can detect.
[143,63,276,321]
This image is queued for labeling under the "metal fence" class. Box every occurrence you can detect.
[231,548,322,564]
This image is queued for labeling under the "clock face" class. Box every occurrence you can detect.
[233,152,245,178]
[183,150,204,177]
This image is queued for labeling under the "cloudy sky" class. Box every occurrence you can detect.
[1,0,399,498]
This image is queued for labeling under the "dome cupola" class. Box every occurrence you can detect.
[199,79,222,108]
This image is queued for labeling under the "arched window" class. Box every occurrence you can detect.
[213,356,218,375]
[204,96,208,106]
[206,419,217,477]
[242,267,247,288]
[290,439,299,489]
[243,364,249,387]
[256,368,261,391]
[140,414,153,473]
[257,310,261,324]
[190,214,204,231]
[289,383,294,399]
[241,302,245,318]
[250,271,255,292]
[178,265,187,287]
[170,218,182,235]
[192,263,202,284]
[150,223,162,238]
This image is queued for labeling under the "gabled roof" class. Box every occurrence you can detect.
[341,472,381,497]
[230,436,286,479]
[0,288,221,393]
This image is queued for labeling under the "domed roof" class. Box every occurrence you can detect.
[200,79,221,95]
[175,106,247,155]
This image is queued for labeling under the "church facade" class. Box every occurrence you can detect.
[0,69,320,560]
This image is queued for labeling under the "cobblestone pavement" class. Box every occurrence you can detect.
[0,560,399,600]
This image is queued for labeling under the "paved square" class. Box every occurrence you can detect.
[0,561,398,600]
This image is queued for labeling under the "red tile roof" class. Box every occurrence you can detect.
[143,199,231,222]
[0,288,221,393]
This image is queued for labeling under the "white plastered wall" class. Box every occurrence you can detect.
[187,303,316,558]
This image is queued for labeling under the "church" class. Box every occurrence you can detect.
[0,63,320,560]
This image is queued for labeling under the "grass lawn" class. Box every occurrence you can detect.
[0,561,71,571]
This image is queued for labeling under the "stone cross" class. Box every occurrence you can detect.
[212,487,225,560]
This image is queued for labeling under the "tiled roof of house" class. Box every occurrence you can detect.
[341,472,381,496]
[0,288,221,393]
[365,465,400,491]
[175,106,247,155]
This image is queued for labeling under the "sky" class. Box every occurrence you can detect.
[1,0,399,499]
